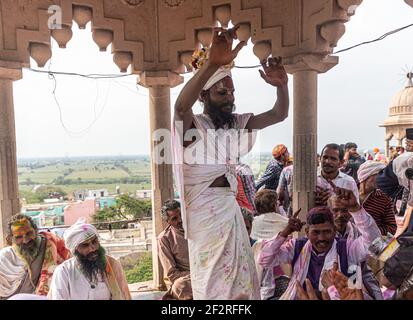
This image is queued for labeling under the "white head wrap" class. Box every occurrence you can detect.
[63,217,99,253]
[196,66,232,91]
[357,160,386,183]
[393,152,413,206]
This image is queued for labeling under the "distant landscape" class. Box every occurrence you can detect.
[18,155,152,203]
[18,154,272,204]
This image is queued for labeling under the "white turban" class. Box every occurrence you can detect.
[63,218,99,253]
[357,160,386,183]
[393,152,413,206]
[200,66,232,91]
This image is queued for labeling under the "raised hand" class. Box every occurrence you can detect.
[315,186,331,206]
[280,208,305,237]
[321,262,338,289]
[259,57,288,88]
[296,279,319,300]
[208,25,246,68]
[331,183,360,212]
[332,270,364,300]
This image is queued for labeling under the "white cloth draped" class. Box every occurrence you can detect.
[172,112,260,299]
[0,247,27,298]
[250,212,289,241]
[393,152,413,206]
[196,67,232,91]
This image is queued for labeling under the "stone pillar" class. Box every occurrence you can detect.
[385,139,390,158]
[138,71,183,290]
[291,70,318,224]
[286,55,338,232]
[0,67,22,248]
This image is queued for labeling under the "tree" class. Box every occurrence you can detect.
[93,194,152,224]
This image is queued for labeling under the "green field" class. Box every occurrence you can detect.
[18,156,152,203]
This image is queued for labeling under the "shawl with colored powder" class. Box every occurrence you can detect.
[104,255,131,300]
[35,231,71,295]
[280,240,339,300]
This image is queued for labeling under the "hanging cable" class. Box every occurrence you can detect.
[25,67,134,79]
[333,22,413,54]
[49,72,113,138]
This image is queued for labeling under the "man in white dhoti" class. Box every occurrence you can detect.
[48,219,131,300]
[172,25,289,299]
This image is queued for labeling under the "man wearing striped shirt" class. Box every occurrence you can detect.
[358,161,397,236]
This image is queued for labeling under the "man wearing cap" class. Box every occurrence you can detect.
[259,187,381,300]
[48,219,131,300]
[373,148,386,163]
[0,214,70,299]
[256,144,290,192]
[172,25,289,299]
[358,161,397,236]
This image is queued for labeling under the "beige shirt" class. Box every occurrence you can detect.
[157,225,190,283]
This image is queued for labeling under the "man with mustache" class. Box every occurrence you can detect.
[259,187,380,300]
[172,25,289,299]
[316,143,359,206]
[0,214,70,299]
[327,195,384,300]
[48,219,131,300]
[157,200,192,300]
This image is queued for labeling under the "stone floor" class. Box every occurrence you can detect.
[129,281,165,300]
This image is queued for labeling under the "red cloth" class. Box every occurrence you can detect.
[236,176,254,212]
[36,231,71,295]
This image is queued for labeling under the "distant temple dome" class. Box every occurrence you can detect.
[380,72,413,144]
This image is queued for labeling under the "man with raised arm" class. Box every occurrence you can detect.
[172,25,289,299]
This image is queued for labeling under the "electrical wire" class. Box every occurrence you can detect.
[25,67,133,79]
[49,73,113,138]
[333,23,413,54]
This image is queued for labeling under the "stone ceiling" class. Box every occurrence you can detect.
[0,0,364,77]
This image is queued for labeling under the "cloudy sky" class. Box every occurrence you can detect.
[13,0,413,158]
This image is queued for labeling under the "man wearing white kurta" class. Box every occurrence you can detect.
[172,26,290,299]
[48,219,131,300]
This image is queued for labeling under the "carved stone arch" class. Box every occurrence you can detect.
[162,0,362,75]
[0,0,148,73]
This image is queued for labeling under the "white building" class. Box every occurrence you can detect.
[136,189,152,200]
[74,189,109,200]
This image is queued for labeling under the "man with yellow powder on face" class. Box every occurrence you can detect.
[0,214,71,299]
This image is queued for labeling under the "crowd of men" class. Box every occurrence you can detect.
[1,25,412,300]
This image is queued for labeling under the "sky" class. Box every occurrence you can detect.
[13,0,413,159]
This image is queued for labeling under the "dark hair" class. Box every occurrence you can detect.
[307,207,335,226]
[254,189,278,214]
[345,142,358,150]
[7,214,38,238]
[321,143,345,161]
[161,199,181,221]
